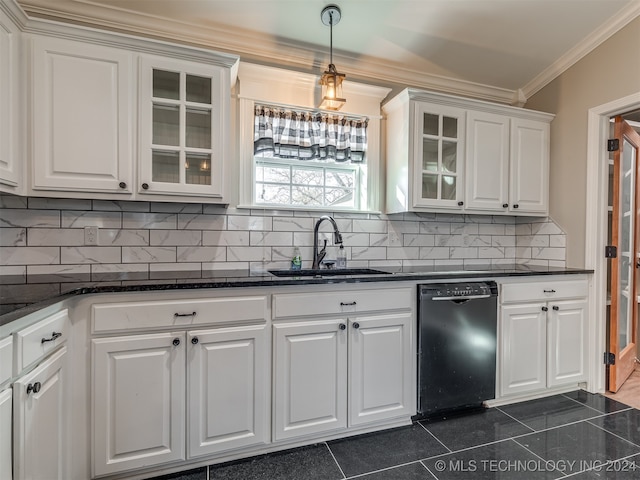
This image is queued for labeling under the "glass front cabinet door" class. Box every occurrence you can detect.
[139,56,230,199]
[412,103,465,210]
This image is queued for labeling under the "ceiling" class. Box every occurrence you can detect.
[16,0,640,104]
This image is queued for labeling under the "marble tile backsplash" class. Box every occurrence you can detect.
[0,194,566,281]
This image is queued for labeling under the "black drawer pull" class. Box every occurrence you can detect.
[27,382,41,395]
[191,337,199,345]
[172,338,181,346]
[541,306,548,312]
[174,312,197,318]
[552,305,559,311]
[543,289,556,293]
[340,302,357,306]
[41,332,62,344]
[352,322,360,329]
[339,323,346,330]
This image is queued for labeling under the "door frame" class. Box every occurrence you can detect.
[585,92,640,393]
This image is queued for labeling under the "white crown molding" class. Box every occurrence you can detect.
[17,0,520,105]
[521,0,640,100]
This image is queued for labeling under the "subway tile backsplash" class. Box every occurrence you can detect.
[0,195,567,310]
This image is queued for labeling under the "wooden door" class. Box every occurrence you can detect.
[13,346,67,480]
[92,332,186,476]
[609,116,640,392]
[187,324,268,457]
[348,313,413,426]
[272,319,347,441]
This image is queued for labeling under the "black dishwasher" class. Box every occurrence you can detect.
[417,281,498,417]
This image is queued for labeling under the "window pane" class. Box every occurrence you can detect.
[326,170,355,188]
[442,116,457,138]
[423,139,438,172]
[422,174,438,199]
[186,107,211,149]
[152,151,180,183]
[186,75,211,104]
[442,175,456,200]
[262,165,290,184]
[153,104,180,146]
[326,188,354,207]
[423,113,438,136]
[292,186,323,206]
[292,167,323,186]
[256,184,290,204]
[186,153,211,185]
[442,141,457,173]
[153,70,180,100]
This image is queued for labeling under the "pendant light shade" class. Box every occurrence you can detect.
[319,5,346,111]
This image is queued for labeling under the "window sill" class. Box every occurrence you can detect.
[236,204,383,216]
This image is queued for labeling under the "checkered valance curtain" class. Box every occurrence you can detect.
[254,105,368,163]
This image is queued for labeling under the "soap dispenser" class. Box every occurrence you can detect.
[336,244,347,269]
[291,246,302,270]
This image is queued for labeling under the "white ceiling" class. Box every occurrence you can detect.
[17,0,640,103]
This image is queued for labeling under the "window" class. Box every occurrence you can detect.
[253,105,368,210]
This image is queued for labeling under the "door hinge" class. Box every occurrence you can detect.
[605,245,617,258]
[604,352,616,365]
[608,139,620,152]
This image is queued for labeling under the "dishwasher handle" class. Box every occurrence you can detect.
[429,294,493,301]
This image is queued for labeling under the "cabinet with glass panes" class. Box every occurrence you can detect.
[138,55,231,199]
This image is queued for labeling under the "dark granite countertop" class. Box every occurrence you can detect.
[0,264,592,328]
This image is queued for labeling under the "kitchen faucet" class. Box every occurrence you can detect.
[312,215,343,269]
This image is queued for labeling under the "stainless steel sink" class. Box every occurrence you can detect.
[268,268,390,277]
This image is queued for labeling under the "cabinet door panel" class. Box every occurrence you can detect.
[273,320,347,440]
[188,324,268,457]
[32,37,133,193]
[349,313,413,426]
[0,9,20,190]
[500,304,546,396]
[509,118,549,214]
[13,346,67,480]
[92,333,185,476]
[0,388,12,480]
[548,299,588,387]
[465,111,510,211]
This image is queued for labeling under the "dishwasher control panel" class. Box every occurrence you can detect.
[421,282,497,299]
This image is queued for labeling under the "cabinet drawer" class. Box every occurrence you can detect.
[92,295,268,333]
[0,336,12,386]
[501,279,588,304]
[14,309,69,373]
[272,287,412,319]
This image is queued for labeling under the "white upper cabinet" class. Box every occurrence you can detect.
[31,36,134,194]
[138,55,230,200]
[384,88,553,216]
[0,5,21,193]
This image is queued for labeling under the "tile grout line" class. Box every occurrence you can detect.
[416,421,452,453]
[495,406,536,432]
[323,442,347,480]
[560,392,634,415]
[508,437,569,479]
[419,459,440,480]
[586,418,640,449]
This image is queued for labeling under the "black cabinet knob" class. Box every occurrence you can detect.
[513,204,519,209]
[191,337,199,345]
[502,203,509,208]
[552,305,559,311]
[457,201,464,206]
[541,306,548,312]
[119,181,127,189]
[27,382,41,395]
[353,322,360,329]
[142,183,149,190]
[339,323,346,330]
[172,338,180,346]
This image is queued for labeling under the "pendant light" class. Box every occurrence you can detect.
[319,5,346,111]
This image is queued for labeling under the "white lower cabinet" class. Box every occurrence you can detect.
[92,332,186,477]
[499,278,589,398]
[187,325,268,457]
[92,324,268,476]
[13,346,68,480]
[0,388,12,480]
[273,309,413,441]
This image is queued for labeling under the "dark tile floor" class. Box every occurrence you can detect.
[147,391,640,480]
